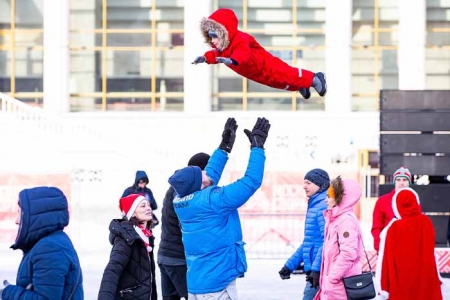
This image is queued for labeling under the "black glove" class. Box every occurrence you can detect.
[306,271,320,288]
[278,266,291,280]
[219,118,238,153]
[244,117,271,149]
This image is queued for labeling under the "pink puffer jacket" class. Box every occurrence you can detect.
[314,179,364,300]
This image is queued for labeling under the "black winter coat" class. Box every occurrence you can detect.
[98,219,157,300]
[158,186,185,260]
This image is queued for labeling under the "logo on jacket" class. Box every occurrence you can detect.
[173,194,193,209]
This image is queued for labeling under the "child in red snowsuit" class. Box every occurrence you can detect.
[192,8,327,100]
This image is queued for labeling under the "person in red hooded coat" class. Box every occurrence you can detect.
[375,187,442,300]
[192,8,327,100]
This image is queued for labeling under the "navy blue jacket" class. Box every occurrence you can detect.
[3,186,84,300]
[122,170,158,210]
[172,148,265,294]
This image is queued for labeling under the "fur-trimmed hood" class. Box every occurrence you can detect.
[200,8,239,51]
[326,177,361,219]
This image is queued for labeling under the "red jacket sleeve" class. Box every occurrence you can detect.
[371,197,384,252]
[228,38,251,65]
[204,49,219,64]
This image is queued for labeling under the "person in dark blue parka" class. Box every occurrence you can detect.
[0,186,84,300]
[122,170,159,227]
[168,117,271,299]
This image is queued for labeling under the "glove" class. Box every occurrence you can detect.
[244,117,271,149]
[192,56,206,64]
[216,57,233,65]
[278,266,291,280]
[306,271,320,288]
[219,118,238,153]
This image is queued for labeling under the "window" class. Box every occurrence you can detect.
[69,0,185,111]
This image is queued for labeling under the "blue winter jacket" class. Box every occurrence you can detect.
[172,148,265,294]
[3,187,84,300]
[285,190,327,273]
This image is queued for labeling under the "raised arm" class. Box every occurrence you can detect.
[205,118,238,184]
[212,117,271,210]
[218,147,265,209]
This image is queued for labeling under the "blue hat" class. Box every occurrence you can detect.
[168,166,202,198]
[305,168,330,193]
[208,30,218,38]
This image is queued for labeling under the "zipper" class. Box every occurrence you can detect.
[147,251,152,300]
[119,285,140,297]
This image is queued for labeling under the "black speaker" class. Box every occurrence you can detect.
[378,184,450,213]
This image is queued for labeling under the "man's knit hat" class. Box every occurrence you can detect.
[188,152,210,170]
[305,168,330,193]
[168,166,202,198]
[393,166,412,186]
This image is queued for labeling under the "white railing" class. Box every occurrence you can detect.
[0,92,103,139]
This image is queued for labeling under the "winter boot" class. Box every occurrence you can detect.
[299,88,311,100]
[312,72,327,96]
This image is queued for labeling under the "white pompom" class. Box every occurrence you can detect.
[147,246,153,252]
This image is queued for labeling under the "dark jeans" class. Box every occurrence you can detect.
[159,263,188,299]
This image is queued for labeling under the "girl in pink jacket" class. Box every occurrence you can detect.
[314,176,364,300]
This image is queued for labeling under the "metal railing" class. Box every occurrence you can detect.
[0,92,103,139]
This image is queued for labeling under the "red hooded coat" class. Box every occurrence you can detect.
[375,188,442,300]
[200,8,315,91]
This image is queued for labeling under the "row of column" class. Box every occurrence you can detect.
[43,0,426,115]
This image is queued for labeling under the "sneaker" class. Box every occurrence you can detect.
[312,72,327,97]
[299,88,311,100]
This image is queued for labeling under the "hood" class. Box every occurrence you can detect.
[200,8,239,51]
[392,187,421,219]
[134,170,149,186]
[168,166,202,198]
[108,219,140,245]
[12,187,69,251]
[328,179,362,218]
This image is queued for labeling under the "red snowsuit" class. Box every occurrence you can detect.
[375,188,442,300]
[371,189,396,252]
[200,8,314,91]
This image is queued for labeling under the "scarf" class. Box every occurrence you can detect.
[134,224,153,252]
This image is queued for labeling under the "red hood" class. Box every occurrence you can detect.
[392,187,422,219]
[200,8,239,51]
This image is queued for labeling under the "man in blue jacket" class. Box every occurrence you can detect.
[168,117,270,300]
[1,186,84,300]
[278,168,330,300]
